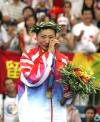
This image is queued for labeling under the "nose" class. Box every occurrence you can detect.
[44,37,50,44]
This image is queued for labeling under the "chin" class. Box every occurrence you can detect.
[40,46,48,51]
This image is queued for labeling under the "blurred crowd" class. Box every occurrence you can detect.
[0,0,100,53]
[0,0,100,122]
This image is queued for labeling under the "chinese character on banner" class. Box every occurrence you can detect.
[6,60,20,79]
[0,49,21,93]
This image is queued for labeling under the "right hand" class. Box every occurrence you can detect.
[79,30,84,39]
[48,39,59,53]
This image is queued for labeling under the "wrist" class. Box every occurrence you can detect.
[48,46,55,54]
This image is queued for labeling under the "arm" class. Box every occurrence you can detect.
[0,117,3,122]
[74,30,84,42]
[20,48,54,87]
[20,39,61,87]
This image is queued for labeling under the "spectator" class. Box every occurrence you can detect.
[0,11,8,49]
[18,15,37,50]
[41,14,51,22]
[82,0,95,19]
[82,106,97,122]
[72,8,100,52]
[1,19,22,52]
[61,1,77,31]
[1,0,27,23]
[0,78,19,122]
[35,0,49,22]
[57,16,75,52]
[18,6,36,31]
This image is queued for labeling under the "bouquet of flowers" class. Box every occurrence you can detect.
[59,63,100,105]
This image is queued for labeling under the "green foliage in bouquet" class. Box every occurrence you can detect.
[60,63,100,97]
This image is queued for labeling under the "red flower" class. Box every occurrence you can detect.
[81,76,89,84]
[74,68,82,76]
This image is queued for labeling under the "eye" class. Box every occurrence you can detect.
[41,35,46,39]
[49,36,54,39]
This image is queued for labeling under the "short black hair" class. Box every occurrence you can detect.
[81,8,92,15]
[7,19,17,26]
[23,6,35,15]
[84,106,97,114]
[64,1,72,8]
[4,78,14,86]
[36,27,56,35]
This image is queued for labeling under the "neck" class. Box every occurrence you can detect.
[7,91,17,97]
[84,22,91,26]
[13,0,19,5]
[64,12,70,17]
[87,119,94,122]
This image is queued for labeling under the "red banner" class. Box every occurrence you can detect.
[0,49,22,93]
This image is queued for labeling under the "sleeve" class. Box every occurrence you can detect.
[20,49,54,87]
[1,4,8,16]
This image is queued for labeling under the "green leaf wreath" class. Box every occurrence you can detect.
[60,63,100,97]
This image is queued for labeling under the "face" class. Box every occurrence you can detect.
[26,16,36,28]
[37,29,56,51]
[44,16,50,22]
[39,1,46,7]
[4,79,16,93]
[82,10,93,24]
[64,3,71,14]
[85,0,93,7]
[23,9,33,18]
[60,25,67,32]
[86,109,95,121]
[8,25,17,34]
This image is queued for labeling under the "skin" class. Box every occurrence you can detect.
[4,79,17,97]
[7,25,17,36]
[23,9,33,19]
[82,10,93,26]
[63,3,71,16]
[2,25,17,49]
[74,10,93,42]
[85,109,96,122]
[26,16,36,29]
[84,0,94,8]
[36,29,59,53]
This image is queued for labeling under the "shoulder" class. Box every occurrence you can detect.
[25,48,38,54]
[81,118,86,122]
[72,22,83,34]
[73,22,83,29]
[91,24,99,32]
[21,48,39,59]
